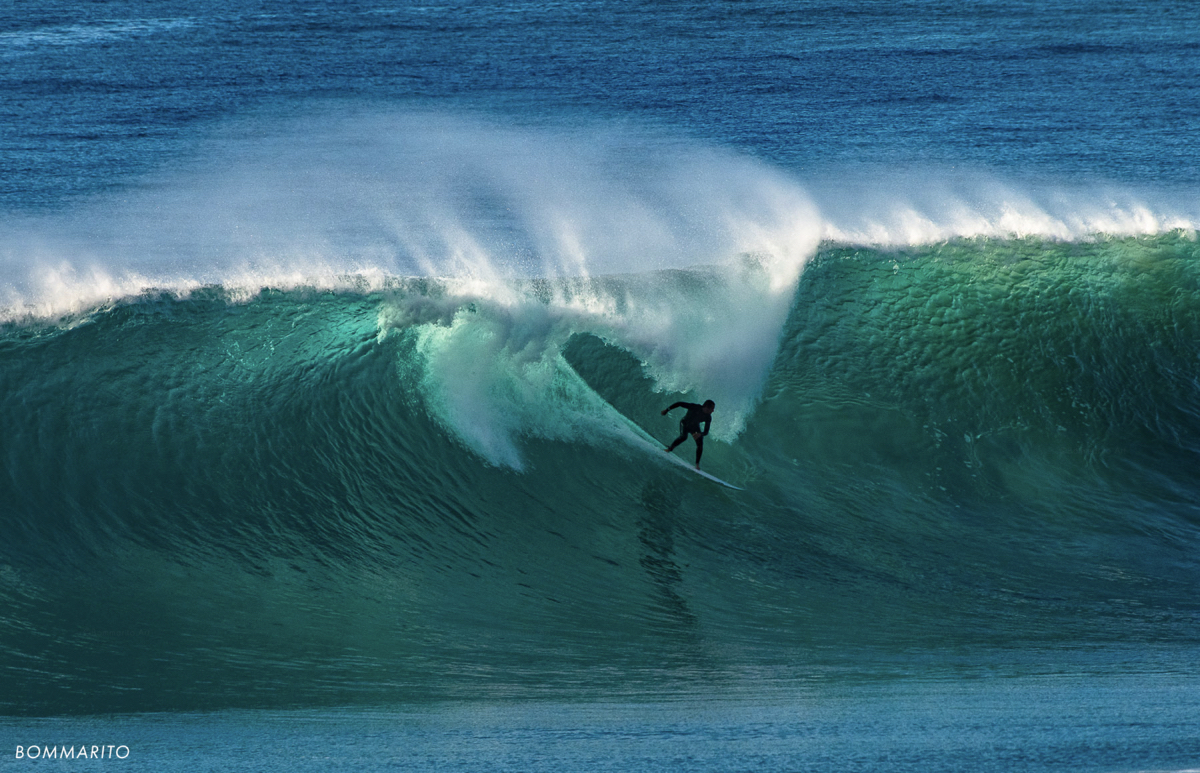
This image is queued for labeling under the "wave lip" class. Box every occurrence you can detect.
[811,172,1200,245]
[0,111,827,321]
[8,111,1200,329]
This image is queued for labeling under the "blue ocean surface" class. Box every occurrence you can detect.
[3,672,1200,772]
[3,0,1200,770]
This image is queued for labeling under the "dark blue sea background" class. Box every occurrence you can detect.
[3,1,1200,770]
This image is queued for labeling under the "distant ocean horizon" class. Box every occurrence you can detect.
[3,1,1200,770]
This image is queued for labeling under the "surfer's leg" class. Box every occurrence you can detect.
[694,434,704,467]
[666,420,689,452]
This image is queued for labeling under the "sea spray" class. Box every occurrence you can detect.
[0,112,821,318]
[5,110,1198,323]
[810,170,1200,245]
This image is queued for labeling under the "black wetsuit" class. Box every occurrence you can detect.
[664,402,712,465]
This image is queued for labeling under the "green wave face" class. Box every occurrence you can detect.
[2,233,1200,714]
[771,233,1200,497]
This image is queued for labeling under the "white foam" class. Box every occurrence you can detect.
[809,168,1200,245]
[383,247,816,469]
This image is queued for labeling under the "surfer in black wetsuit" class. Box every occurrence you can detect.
[662,400,715,469]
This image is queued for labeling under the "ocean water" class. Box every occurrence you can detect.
[3,0,1200,770]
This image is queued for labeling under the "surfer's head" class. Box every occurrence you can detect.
[702,399,715,414]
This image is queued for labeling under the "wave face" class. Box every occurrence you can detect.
[3,230,1200,714]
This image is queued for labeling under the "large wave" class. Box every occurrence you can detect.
[3,113,1200,714]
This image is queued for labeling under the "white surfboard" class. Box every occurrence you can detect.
[660,449,744,490]
[623,430,743,490]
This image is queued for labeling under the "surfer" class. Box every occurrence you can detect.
[662,400,715,469]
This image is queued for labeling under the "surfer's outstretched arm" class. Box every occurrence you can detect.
[661,402,687,415]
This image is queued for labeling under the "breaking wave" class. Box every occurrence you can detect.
[3,113,1200,714]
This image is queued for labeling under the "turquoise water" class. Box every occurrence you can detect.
[4,0,1200,768]
[4,235,1200,719]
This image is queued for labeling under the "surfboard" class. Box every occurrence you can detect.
[623,431,743,490]
[660,450,744,490]
[611,410,744,490]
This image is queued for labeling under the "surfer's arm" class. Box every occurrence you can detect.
[701,417,711,436]
[662,401,686,415]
